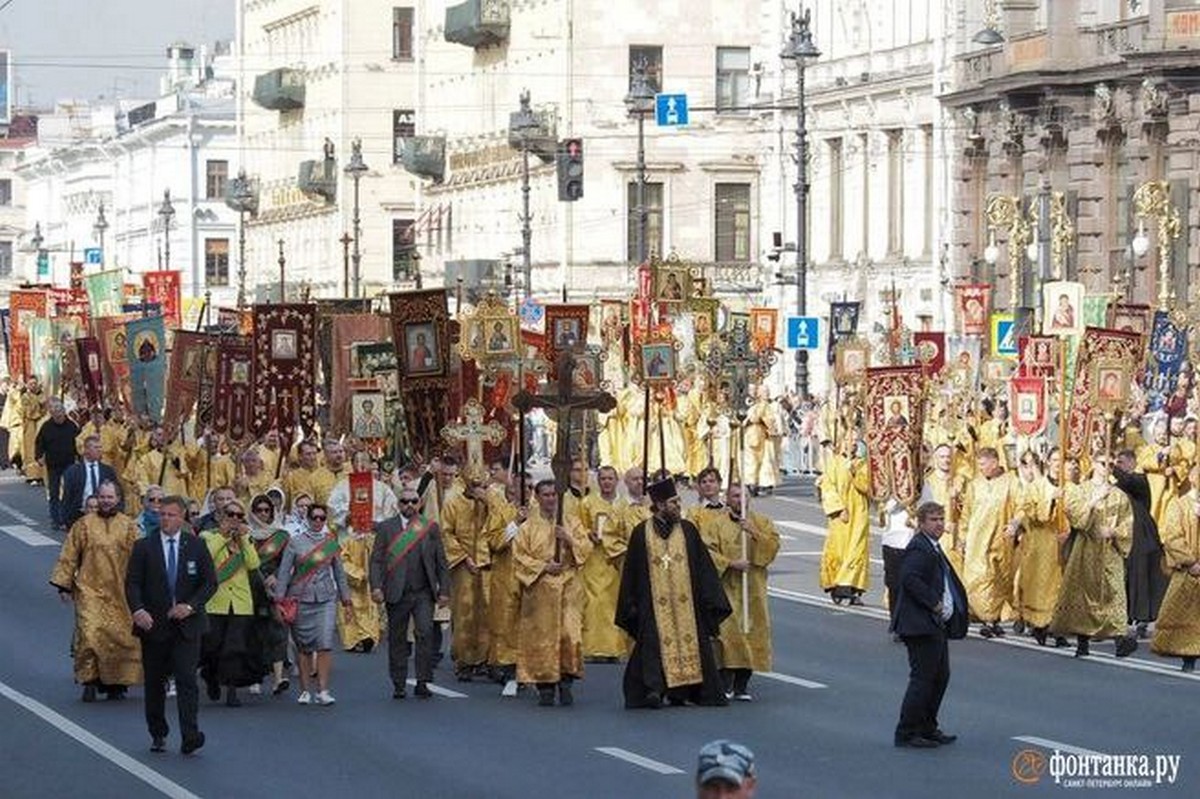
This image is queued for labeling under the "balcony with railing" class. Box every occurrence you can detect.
[252,68,306,111]
[444,0,510,49]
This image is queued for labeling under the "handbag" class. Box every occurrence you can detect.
[275,597,300,625]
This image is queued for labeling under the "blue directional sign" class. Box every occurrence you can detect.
[655,93,689,126]
[84,247,103,265]
[36,251,48,277]
[787,316,821,350]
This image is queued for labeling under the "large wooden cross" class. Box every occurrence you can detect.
[441,398,506,469]
[513,348,616,525]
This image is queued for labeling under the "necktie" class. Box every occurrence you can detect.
[89,463,99,496]
[166,537,178,606]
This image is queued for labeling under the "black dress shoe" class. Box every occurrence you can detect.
[225,688,241,707]
[150,737,166,753]
[537,687,555,706]
[1074,638,1090,658]
[181,732,205,755]
[392,685,406,699]
[413,682,432,698]
[1033,627,1048,647]
[1183,658,1196,673]
[929,730,957,745]
[1115,636,1138,658]
[558,682,574,706]
[105,686,127,700]
[205,678,221,702]
[81,685,97,703]
[895,736,940,749]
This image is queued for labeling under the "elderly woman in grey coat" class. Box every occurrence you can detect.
[273,503,354,706]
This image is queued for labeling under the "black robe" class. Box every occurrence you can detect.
[1113,470,1168,622]
[615,516,731,709]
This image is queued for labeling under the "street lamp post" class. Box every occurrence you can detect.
[93,203,109,268]
[625,60,656,265]
[229,170,255,309]
[158,190,176,270]
[509,90,540,300]
[344,139,369,298]
[277,239,287,302]
[782,7,820,399]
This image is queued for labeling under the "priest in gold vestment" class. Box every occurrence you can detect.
[49,481,142,700]
[1150,473,1200,673]
[818,440,871,604]
[1049,457,1138,658]
[514,480,592,706]
[1011,451,1064,644]
[20,376,47,482]
[616,478,730,709]
[488,478,526,692]
[959,447,1019,636]
[578,466,629,660]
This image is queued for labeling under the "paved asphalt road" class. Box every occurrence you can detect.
[1,473,1196,798]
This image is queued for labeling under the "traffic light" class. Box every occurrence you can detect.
[557,138,583,202]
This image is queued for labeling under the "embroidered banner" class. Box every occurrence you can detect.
[1018,335,1059,379]
[76,337,104,407]
[389,290,452,457]
[252,304,317,441]
[8,289,48,377]
[53,318,83,396]
[214,334,255,445]
[1082,294,1109,329]
[95,315,134,407]
[26,318,57,395]
[330,314,390,435]
[1147,310,1187,414]
[163,332,217,441]
[0,308,10,363]
[956,284,990,336]
[912,331,946,376]
[1010,376,1047,437]
[126,315,167,421]
[864,365,924,505]
[1066,327,1143,459]
[142,271,182,330]
[84,269,125,319]
[349,471,374,532]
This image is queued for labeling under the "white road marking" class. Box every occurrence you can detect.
[1,524,59,547]
[0,679,203,799]
[0,498,39,525]
[405,679,468,698]
[594,747,685,775]
[759,671,827,689]
[767,587,1200,682]
[774,495,822,509]
[1012,736,1103,757]
[777,519,828,538]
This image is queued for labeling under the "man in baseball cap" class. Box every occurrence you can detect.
[696,739,757,798]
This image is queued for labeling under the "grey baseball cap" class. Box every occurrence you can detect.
[696,739,755,786]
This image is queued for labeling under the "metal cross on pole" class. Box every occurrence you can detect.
[441,398,507,471]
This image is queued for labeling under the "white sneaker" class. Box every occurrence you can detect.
[166,679,177,699]
[248,683,262,696]
[296,691,312,705]
[501,679,518,698]
[315,690,336,706]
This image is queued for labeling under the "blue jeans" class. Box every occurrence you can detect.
[46,466,66,527]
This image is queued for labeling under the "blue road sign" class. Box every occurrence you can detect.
[36,252,48,277]
[787,316,821,350]
[655,93,689,126]
[84,247,102,265]
[995,318,1018,356]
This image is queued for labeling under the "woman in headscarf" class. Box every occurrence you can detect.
[286,493,313,537]
[248,493,292,695]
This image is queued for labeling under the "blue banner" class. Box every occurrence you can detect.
[1148,310,1187,414]
[0,308,9,356]
[126,315,167,421]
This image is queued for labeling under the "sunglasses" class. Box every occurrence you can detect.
[310,514,327,522]
[226,511,246,519]
[147,497,163,504]
[399,498,419,505]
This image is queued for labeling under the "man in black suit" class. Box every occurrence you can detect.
[890,501,967,749]
[1112,448,1167,639]
[370,486,450,699]
[61,434,121,529]
[125,495,216,755]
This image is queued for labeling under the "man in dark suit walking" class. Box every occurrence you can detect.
[61,435,121,529]
[370,486,450,699]
[125,495,216,754]
[890,501,967,749]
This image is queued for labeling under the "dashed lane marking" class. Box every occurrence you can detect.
[594,747,685,775]
[405,679,468,698]
[776,519,828,538]
[1,524,59,547]
[759,671,828,689]
[0,498,40,525]
[0,679,203,799]
[1012,736,1102,757]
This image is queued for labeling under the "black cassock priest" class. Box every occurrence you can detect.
[616,478,731,709]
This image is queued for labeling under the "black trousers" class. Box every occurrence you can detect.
[142,635,202,740]
[895,629,949,742]
[46,466,67,527]
[387,591,435,686]
[882,546,906,611]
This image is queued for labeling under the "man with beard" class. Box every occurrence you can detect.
[50,481,142,701]
[616,478,730,709]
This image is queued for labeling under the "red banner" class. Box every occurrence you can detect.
[76,337,104,407]
[1066,327,1143,458]
[8,289,47,377]
[252,304,317,441]
[956,283,991,337]
[142,271,182,330]
[94,315,135,407]
[1010,376,1046,437]
[349,471,374,532]
[864,366,925,505]
[1018,335,1059,378]
[164,332,216,441]
[913,331,946,376]
[213,334,255,445]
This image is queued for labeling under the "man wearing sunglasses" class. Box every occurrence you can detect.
[198,500,264,707]
[370,487,450,698]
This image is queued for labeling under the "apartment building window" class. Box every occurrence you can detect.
[393,218,415,280]
[0,179,11,206]
[629,45,663,93]
[626,182,664,262]
[393,109,416,164]
[393,7,414,60]
[829,138,844,260]
[887,130,904,257]
[206,160,228,200]
[715,47,751,113]
[714,183,751,262]
[205,238,230,287]
[0,241,11,276]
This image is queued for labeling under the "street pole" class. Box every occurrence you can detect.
[158,190,176,272]
[783,8,819,400]
[237,208,247,309]
[521,141,532,297]
[340,233,353,297]
[625,60,654,265]
[277,238,286,302]
[345,138,369,299]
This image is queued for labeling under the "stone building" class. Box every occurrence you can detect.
[943,0,1200,318]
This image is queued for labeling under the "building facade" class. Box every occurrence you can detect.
[944,0,1200,318]
[0,115,37,296]
[15,45,240,303]
[237,0,421,299]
